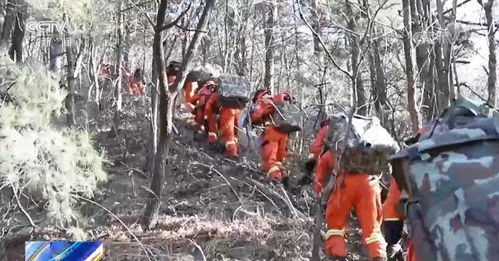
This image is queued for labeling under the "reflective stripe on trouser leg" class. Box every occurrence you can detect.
[365,232,384,244]
[325,229,345,240]
[307,153,316,160]
[267,166,280,177]
[208,132,217,138]
[225,140,236,147]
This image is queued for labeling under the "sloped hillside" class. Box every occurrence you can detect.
[1,96,369,261]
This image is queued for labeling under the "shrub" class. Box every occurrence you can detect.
[0,58,107,226]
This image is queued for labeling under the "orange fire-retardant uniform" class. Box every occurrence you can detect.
[250,97,274,125]
[383,180,419,261]
[314,150,386,259]
[308,123,329,162]
[183,79,198,111]
[261,126,289,180]
[383,178,403,222]
[251,93,291,181]
[128,79,146,96]
[189,82,215,133]
[407,240,418,261]
[205,92,241,156]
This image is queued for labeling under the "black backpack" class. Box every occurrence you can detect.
[271,103,303,133]
[187,70,212,86]
[217,75,251,109]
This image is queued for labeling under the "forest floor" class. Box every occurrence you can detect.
[1,96,370,261]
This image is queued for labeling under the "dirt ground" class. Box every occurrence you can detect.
[0,96,370,261]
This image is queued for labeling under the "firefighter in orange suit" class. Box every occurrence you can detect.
[382,178,404,259]
[300,119,330,184]
[250,89,273,125]
[189,79,217,134]
[166,61,181,85]
[251,92,294,182]
[314,149,387,260]
[382,126,426,261]
[128,69,146,96]
[204,90,241,157]
[183,75,198,111]
[383,177,419,261]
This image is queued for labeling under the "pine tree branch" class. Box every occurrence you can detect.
[12,187,36,228]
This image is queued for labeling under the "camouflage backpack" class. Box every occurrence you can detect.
[271,102,303,133]
[389,97,499,261]
[217,75,251,109]
[326,114,399,175]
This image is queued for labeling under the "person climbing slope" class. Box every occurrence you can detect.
[166,61,181,85]
[314,147,387,261]
[128,68,146,96]
[188,78,218,137]
[300,118,330,185]
[204,75,251,157]
[251,92,300,183]
[183,70,212,112]
[313,114,399,261]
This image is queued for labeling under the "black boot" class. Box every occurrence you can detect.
[297,172,313,185]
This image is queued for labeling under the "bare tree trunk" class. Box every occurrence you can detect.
[369,35,388,127]
[65,31,76,126]
[8,0,25,62]
[0,0,17,49]
[141,0,169,229]
[310,0,321,59]
[235,0,250,76]
[146,54,159,174]
[115,4,124,112]
[49,38,64,73]
[481,0,497,106]
[263,0,275,92]
[403,0,421,132]
[411,0,434,121]
[434,0,451,111]
[346,0,366,115]
[142,0,216,229]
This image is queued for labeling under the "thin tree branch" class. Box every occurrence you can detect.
[121,0,154,12]
[174,24,207,33]
[443,0,471,14]
[157,3,192,32]
[126,0,155,29]
[297,0,351,77]
[72,194,152,261]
